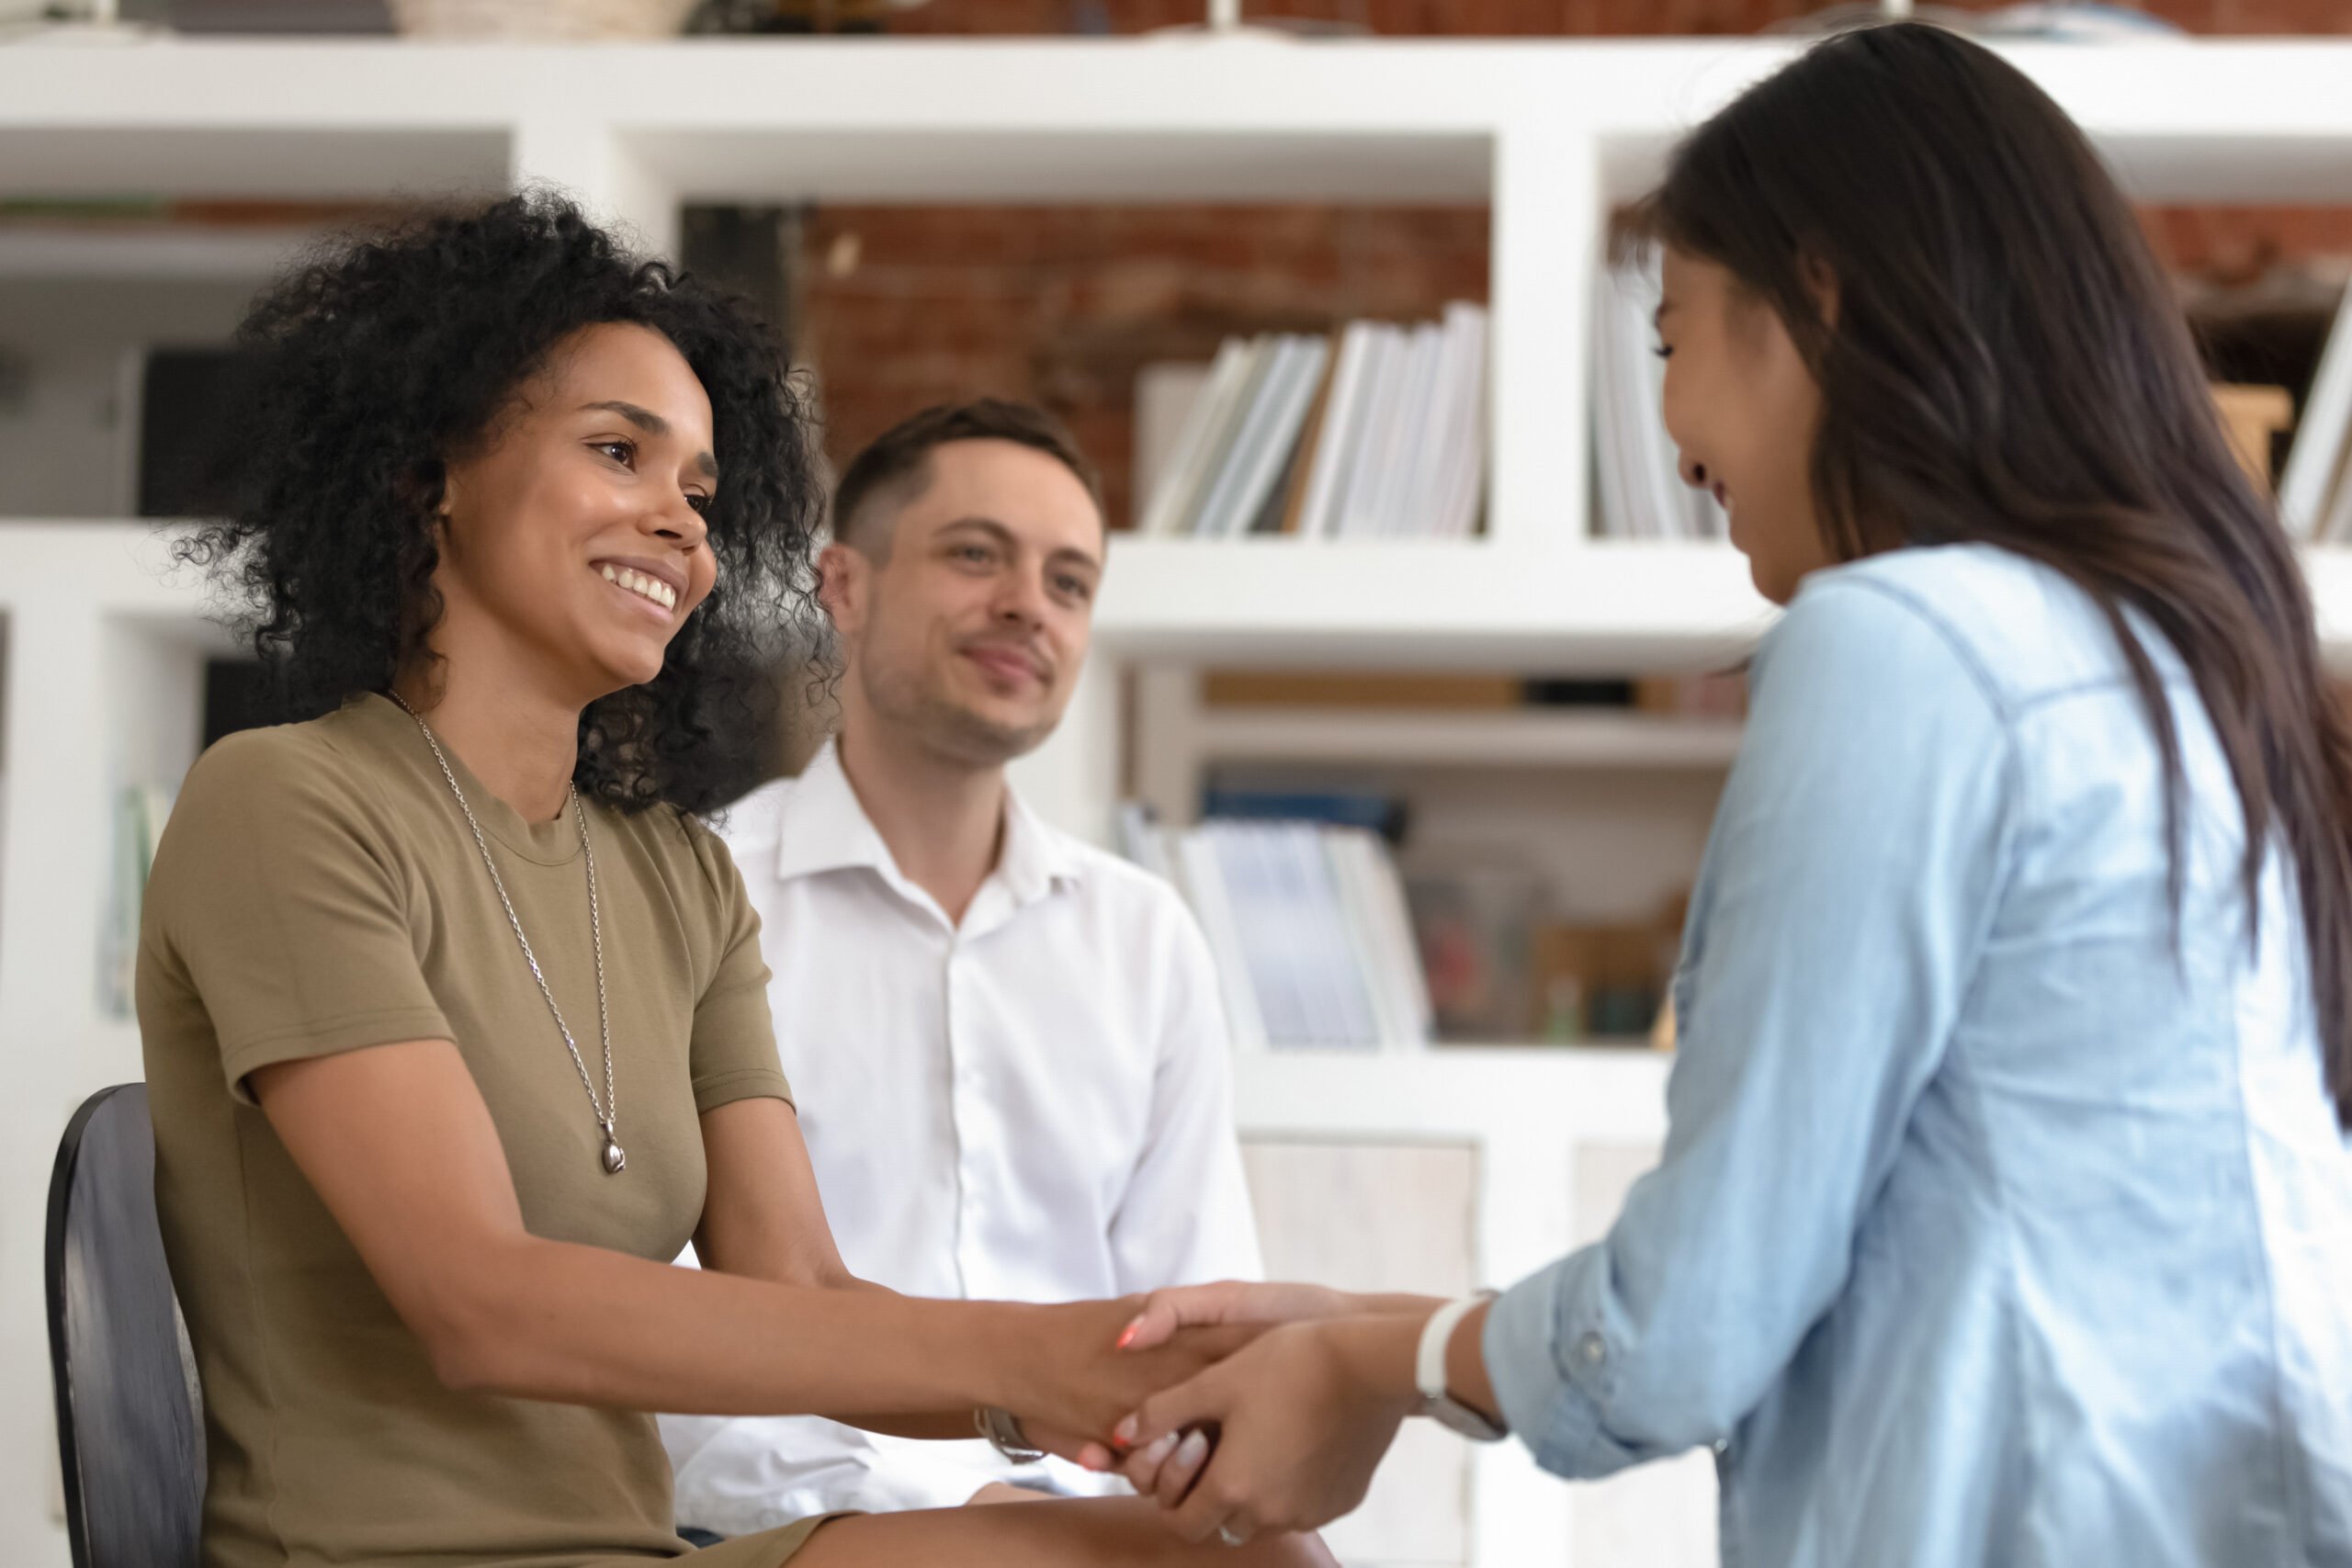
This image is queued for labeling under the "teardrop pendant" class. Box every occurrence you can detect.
[601,1127,627,1176]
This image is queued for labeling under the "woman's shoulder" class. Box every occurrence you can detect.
[1784,544,2151,712]
[178,704,384,818]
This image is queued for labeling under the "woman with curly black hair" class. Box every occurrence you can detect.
[137,192,1331,1568]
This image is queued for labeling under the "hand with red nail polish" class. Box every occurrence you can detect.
[989,1296,1261,1460]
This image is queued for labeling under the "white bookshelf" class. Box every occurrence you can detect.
[6,32,2352,1568]
[1184,707,1743,771]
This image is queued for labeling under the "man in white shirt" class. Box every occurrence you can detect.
[661,399,1262,1533]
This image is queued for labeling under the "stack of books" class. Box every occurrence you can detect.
[1136,304,1489,541]
[1117,807,1434,1052]
[1590,263,1729,541]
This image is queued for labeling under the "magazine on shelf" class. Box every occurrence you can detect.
[1136,338,1249,536]
[1118,807,1433,1052]
[1171,828,1271,1051]
[1292,321,1376,539]
[1199,334,1331,537]
[1145,337,1269,537]
[1434,302,1491,539]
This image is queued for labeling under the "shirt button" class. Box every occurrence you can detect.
[1577,1332,1608,1368]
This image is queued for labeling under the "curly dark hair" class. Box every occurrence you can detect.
[182,189,821,816]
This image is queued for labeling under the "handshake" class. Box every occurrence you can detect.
[987,1281,1500,1549]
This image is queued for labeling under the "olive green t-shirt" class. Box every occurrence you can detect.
[137,694,819,1568]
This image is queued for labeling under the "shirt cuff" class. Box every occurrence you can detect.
[1481,1247,1646,1481]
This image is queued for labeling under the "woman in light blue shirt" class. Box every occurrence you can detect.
[1092,23,2352,1566]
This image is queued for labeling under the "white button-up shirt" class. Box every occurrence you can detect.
[661,740,1262,1530]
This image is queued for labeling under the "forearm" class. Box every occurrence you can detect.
[799,1278,989,1438]
[1329,1304,1501,1428]
[436,1234,1031,1419]
[1347,1292,1447,1318]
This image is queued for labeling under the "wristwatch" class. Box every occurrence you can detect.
[975,1404,1048,1464]
[1416,1292,1507,1442]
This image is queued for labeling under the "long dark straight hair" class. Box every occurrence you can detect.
[1638,22,2352,1129]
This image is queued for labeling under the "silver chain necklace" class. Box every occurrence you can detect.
[389,693,625,1176]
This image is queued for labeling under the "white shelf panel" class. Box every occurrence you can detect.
[639,127,1491,206]
[1233,1044,1674,1145]
[3,38,2350,204]
[0,520,216,617]
[0,124,508,202]
[1193,705,1742,770]
[1108,541,2352,670]
[1097,537,1775,671]
[0,225,321,280]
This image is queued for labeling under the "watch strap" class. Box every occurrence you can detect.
[1416,1292,1507,1442]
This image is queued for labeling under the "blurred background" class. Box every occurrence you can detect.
[6,4,2351,1566]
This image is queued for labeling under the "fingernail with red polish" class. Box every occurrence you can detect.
[1114,1416,1139,1448]
[1116,1319,1141,1350]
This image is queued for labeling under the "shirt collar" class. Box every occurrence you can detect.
[773,738,1083,913]
[995,778,1083,908]
[771,737,897,885]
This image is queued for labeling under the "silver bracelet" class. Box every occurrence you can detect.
[975,1404,1048,1464]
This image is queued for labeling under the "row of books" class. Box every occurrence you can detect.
[1118,807,1433,1052]
[1137,304,1489,541]
[2282,279,2352,542]
[1591,264,1729,542]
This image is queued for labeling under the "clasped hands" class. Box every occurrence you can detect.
[1015,1282,1451,1548]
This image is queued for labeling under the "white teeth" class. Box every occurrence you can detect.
[601,564,674,612]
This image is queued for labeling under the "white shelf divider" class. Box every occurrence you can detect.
[1191,706,1744,771]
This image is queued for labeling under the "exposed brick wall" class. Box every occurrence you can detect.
[797,204,1489,526]
[792,0,2352,520]
[2143,209,2352,281]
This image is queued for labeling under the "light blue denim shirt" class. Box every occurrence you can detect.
[1484,544,2352,1567]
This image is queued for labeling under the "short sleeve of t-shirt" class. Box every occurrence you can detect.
[679,814,793,1114]
[148,727,452,1104]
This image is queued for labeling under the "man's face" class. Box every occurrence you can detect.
[826,438,1105,766]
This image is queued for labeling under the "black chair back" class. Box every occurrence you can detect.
[46,1083,204,1568]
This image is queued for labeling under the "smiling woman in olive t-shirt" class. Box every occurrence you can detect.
[138,193,1333,1568]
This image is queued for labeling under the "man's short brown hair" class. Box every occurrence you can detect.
[830,398,1104,560]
